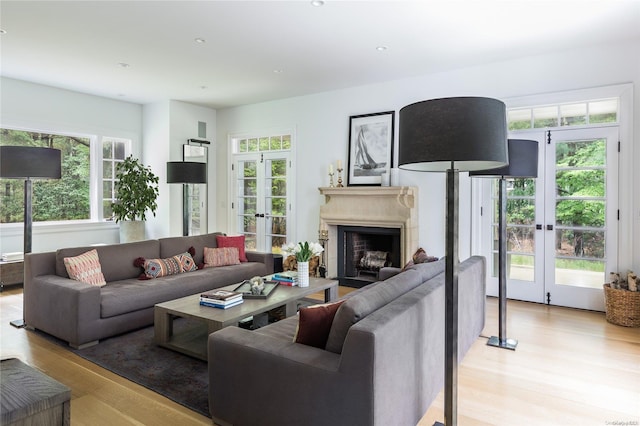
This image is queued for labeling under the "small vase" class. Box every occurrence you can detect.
[298,261,310,287]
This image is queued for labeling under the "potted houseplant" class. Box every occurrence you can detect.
[111,155,159,243]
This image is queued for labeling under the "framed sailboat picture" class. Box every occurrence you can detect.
[347,111,395,186]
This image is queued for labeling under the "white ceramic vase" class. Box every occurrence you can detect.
[119,220,145,243]
[298,261,310,287]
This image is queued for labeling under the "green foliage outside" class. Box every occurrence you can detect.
[0,129,90,223]
[504,138,607,272]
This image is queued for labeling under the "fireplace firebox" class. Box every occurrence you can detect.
[337,225,401,287]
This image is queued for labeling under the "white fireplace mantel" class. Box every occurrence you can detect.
[318,186,419,278]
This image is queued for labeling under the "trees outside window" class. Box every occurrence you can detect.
[1,128,130,224]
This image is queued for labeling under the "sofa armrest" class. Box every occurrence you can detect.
[209,326,371,426]
[24,273,102,346]
[378,266,402,280]
[245,251,274,274]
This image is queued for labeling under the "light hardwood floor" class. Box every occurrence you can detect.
[1,285,638,425]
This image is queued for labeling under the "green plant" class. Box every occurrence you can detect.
[281,241,324,262]
[111,156,159,222]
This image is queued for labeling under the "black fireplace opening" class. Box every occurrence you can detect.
[337,225,401,288]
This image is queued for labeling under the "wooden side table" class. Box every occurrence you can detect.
[0,358,71,425]
[0,260,24,291]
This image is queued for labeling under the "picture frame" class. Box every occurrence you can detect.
[347,111,395,186]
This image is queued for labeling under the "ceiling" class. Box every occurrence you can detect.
[1,1,639,109]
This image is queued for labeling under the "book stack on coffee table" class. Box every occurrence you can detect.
[200,289,243,309]
[272,271,298,286]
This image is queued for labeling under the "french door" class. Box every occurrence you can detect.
[234,152,291,253]
[478,126,618,311]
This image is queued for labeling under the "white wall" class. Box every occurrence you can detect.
[142,100,217,239]
[0,77,142,253]
[216,40,640,271]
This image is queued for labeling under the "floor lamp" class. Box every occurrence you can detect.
[470,139,538,350]
[398,97,508,426]
[166,161,207,236]
[1,146,61,328]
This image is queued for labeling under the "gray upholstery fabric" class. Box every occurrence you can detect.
[158,232,223,265]
[324,258,445,354]
[24,234,272,348]
[100,263,267,318]
[208,256,486,426]
[56,239,160,282]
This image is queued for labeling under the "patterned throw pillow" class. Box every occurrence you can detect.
[63,249,107,287]
[216,235,248,262]
[402,247,439,270]
[293,300,344,349]
[203,247,241,268]
[140,252,197,279]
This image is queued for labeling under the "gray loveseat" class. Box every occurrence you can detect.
[208,255,486,426]
[24,232,273,348]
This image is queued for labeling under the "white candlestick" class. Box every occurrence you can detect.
[329,164,333,174]
[337,160,342,169]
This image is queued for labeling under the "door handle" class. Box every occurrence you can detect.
[254,213,265,218]
[546,224,554,231]
[536,224,543,230]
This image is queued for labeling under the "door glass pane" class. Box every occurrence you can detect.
[237,160,258,239]
[266,158,288,253]
[492,177,537,282]
[554,138,606,288]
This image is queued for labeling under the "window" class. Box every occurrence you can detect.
[1,128,130,224]
[507,99,618,131]
[102,138,128,219]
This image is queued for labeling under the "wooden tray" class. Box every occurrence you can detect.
[234,280,279,299]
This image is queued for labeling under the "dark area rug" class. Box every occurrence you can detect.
[32,299,318,418]
[35,319,210,417]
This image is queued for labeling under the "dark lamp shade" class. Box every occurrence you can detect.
[166,161,207,184]
[398,97,508,172]
[0,146,62,179]
[470,139,538,178]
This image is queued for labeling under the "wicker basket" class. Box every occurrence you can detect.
[603,284,640,327]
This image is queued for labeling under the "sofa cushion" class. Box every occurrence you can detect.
[294,300,344,349]
[100,261,269,318]
[63,249,106,287]
[57,239,160,282]
[325,267,427,354]
[159,233,223,266]
[204,247,241,267]
[216,235,248,262]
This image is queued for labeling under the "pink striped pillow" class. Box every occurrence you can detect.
[203,247,241,268]
[63,249,106,287]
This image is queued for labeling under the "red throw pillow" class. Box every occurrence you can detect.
[216,235,248,262]
[294,300,344,349]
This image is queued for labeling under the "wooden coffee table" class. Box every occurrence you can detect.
[154,277,339,360]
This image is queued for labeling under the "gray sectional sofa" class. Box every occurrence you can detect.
[24,233,273,348]
[208,255,486,426]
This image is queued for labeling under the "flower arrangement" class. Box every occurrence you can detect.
[281,241,324,262]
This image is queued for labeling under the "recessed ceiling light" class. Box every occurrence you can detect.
[200,85,208,90]
[376,46,388,52]
[0,29,7,35]
[194,38,206,44]
[311,1,325,6]
[117,62,130,68]
[273,69,284,74]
